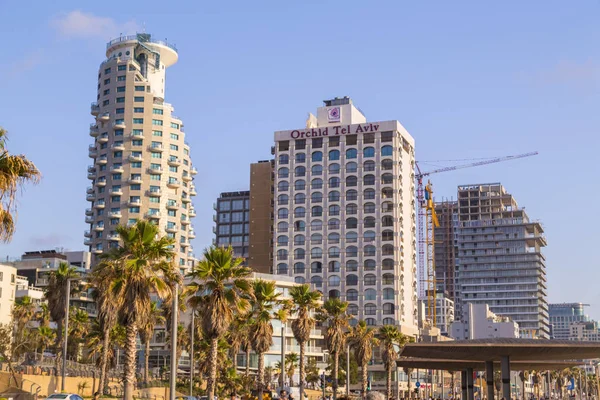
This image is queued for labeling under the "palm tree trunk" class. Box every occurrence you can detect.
[122,323,138,400]
[245,347,251,378]
[144,340,150,384]
[299,342,305,400]
[333,354,339,400]
[361,364,368,400]
[386,364,392,400]
[98,326,111,394]
[55,317,63,379]
[258,352,265,400]
[207,337,219,400]
[408,371,412,399]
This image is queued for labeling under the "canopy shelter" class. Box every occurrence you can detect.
[396,357,582,371]
[398,339,600,400]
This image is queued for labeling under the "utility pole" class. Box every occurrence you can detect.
[346,344,350,396]
[280,323,285,389]
[169,283,179,400]
[61,278,71,392]
[189,309,194,396]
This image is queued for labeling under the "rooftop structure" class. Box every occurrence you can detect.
[450,303,519,340]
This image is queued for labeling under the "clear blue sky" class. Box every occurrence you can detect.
[1,1,598,317]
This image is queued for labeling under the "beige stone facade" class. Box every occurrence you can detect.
[85,34,196,270]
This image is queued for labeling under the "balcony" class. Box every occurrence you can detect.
[168,157,181,166]
[149,143,164,152]
[128,199,141,206]
[88,146,98,158]
[84,239,92,246]
[190,187,197,196]
[98,112,110,121]
[89,124,99,137]
[182,174,192,182]
[130,131,144,139]
[148,165,163,173]
[96,155,108,165]
[113,121,126,129]
[87,171,96,180]
[189,208,196,217]
[189,231,196,239]
[148,188,161,197]
[85,208,93,216]
[90,102,100,116]
[109,188,123,196]
[180,216,190,225]
[128,176,142,184]
[111,143,125,151]
[129,154,143,162]
[86,193,95,201]
[190,167,198,175]
[107,234,120,241]
[96,178,107,187]
[98,134,109,144]
[84,230,92,238]
[182,196,191,203]
[166,225,178,233]
[85,216,94,224]
[111,165,124,173]
[165,202,178,210]
[94,202,105,209]
[93,224,105,232]
[146,212,161,220]
[167,179,180,189]
[86,186,94,194]
[92,248,103,254]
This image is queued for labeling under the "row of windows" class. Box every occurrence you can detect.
[276,212,398,227]
[277,185,400,201]
[278,160,397,178]
[276,244,397,259]
[278,172,398,188]
[277,259,396,273]
[278,132,395,151]
[290,273,395,287]
[278,146,394,164]
[277,231,395,245]
[277,198,395,213]
[218,199,250,211]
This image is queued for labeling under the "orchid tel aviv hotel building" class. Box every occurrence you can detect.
[85,34,197,270]
[273,98,419,334]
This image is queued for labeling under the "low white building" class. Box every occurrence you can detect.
[0,264,17,325]
[450,303,519,340]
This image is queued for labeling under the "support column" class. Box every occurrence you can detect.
[462,371,468,400]
[486,361,494,400]
[467,368,474,400]
[501,356,511,400]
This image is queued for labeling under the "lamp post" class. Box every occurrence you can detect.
[189,308,195,396]
[169,283,179,400]
[280,322,285,389]
[61,277,79,392]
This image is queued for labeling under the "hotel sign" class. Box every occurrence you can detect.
[275,120,401,141]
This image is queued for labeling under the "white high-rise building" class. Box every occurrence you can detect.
[272,97,418,334]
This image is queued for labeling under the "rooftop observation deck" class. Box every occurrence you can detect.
[105,33,178,67]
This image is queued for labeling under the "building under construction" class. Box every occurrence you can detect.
[434,200,459,301]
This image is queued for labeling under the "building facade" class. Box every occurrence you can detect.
[454,183,549,338]
[450,303,519,340]
[433,201,458,300]
[214,191,251,260]
[0,264,17,325]
[549,303,592,340]
[418,291,455,336]
[272,97,418,333]
[248,160,274,273]
[85,33,197,270]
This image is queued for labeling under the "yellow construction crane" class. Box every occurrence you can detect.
[424,181,440,326]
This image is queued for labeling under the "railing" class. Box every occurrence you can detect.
[106,34,178,52]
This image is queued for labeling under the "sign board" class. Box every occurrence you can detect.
[415,382,421,388]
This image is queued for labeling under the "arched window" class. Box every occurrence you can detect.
[382,159,393,170]
[346,231,358,243]
[348,304,359,315]
[276,263,288,274]
[364,245,376,256]
[295,277,305,284]
[328,177,340,188]
[294,234,305,245]
[364,216,376,228]
[294,221,306,232]
[294,262,305,274]
[382,244,394,256]
[311,178,323,189]
[329,163,340,174]
[311,206,323,217]
[383,288,395,300]
[364,160,375,171]
[346,274,358,286]
[364,202,375,213]
[295,193,306,204]
[278,194,289,205]
[382,230,394,241]
[365,303,377,315]
[279,154,289,164]
[294,180,306,190]
[364,259,376,271]
[382,318,395,325]
[277,249,288,260]
[329,261,340,272]
[382,187,393,199]
[364,188,376,199]
[346,260,358,271]
[382,259,394,270]
[346,190,358,201]
[365,318,376,326]
[329,150,340,160]
[328,289,341,299]
[346,203,358,215]
[278,167,289,178]
[364,274,377,285]
[296,153,306,163]
[346,246,358,257]
[311,165,322,175]
[364,230,376,243]
[363,147,375,157]
[311,233,322,244]
[294,248,305,260]
[328,191,340,201]
[328,233,340,244]
[277,235,288,246]
[346,148,357,159]
[383,303,395,314]
[346,162,357,173]
[310,276,322,288]
[346,289,358,301]
[328,276,341,286]
[278,181,289,191]
[277,221,288,232]
[328,218,340,230]
[329,205,340,216]
[278,208,289,219]
[311,192,323,203]
[311,220,322,230]
[295,166,306,177]
[311,262,322,273]
[381,145,393,156]
[328,247,340,258]
[382,215,394,227]
[311,247,323,259]
[382,173,393,185]
[346,217,358,229]
[382,273,395,285]
[312,151,323,162]
[363,174,375,185]
[346,176,358,187]
[294,207,306,218]
[365,289,377,301]
[382,201,394,212]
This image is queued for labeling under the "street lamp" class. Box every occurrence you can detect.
[169,283,179,400]
[62,277,80,392]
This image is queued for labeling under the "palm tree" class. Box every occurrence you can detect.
[249,279,281,400]
[520,371,530,400]
[285,352,299,386]
[404,368,413,399]
[68,307,90,361]
[228,314,252,373]
[139,301,165,383]
[36,326,55,361]
[187,245,252,400]
[36,303,50,328]
[319,298,350,400]
[96,219,179,400]
[289,284,321,399]
[12,296,36,338]
[0,127,40,242]
[378,325,409,400]
[349,320,379,400]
